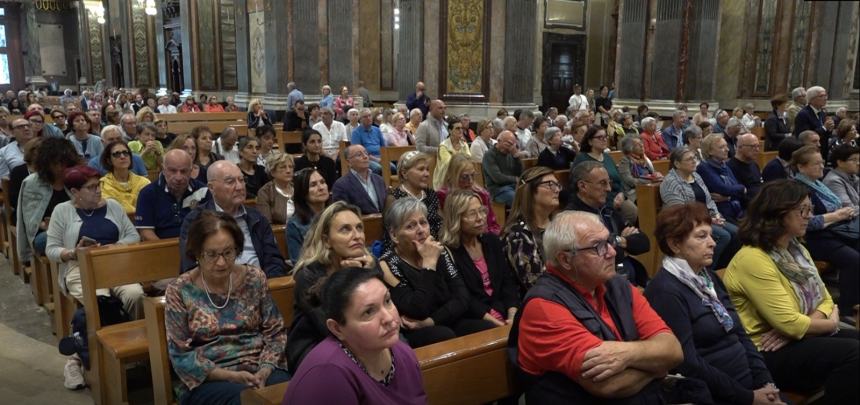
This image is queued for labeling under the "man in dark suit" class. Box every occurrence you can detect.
[794,86,835,158]
[331,144,387,215]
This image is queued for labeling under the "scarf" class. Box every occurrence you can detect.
[662,256,734,332]
[768,239,826,315]
[795,173,842,211]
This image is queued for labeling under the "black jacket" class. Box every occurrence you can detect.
[449,233,521,318]
[566,192,650,260]
[763,110,790,151]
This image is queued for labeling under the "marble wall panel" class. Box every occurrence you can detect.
[684,0,718,100]
[444,0,485,95]
[220,0,238,89]
[618,0,647,99]
[649,0,683,100]
[328,0,354,91]
[813,2,838,90]
[249,10,266,94]
[359,0,381,90]
[787,0,811,89]
[380,0,394,90]
[503,0,536,103]
[197,0,216,89]
[752,0,776,94]
[829,1,857,98]
[86,12,105,81]
[292,0,320,91]
[397,0,423,100]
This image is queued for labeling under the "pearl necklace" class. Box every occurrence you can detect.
[201,272,233,309]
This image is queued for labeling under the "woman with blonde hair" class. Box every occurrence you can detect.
[386,151,442,239]
[135,106,155,123]
[503,166,560,293]
[442,190,519,327]
[287,201,378,373]
[247,98,273,128]
[432,119,471,189]
[436,154,501,234]
[384,112,413,146]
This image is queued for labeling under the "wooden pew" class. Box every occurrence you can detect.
[521,158,537,170]
[155,112,246,137]
[756,150,777,171]
[609,150,623,165]
[380,145,417,187]
[634,182,663,277]
[145,276,296,405]
[652,160,670,176]
[363,214,384,244]
[272,224,288,260]
[473,161,485,187]
[51,259,79,338]
[751,126,766,140]
[78,238,181,405]
[275,130,303,153]
[1,178,22,278]
[243,324,517,405]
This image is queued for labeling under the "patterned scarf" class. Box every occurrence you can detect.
[767,239,825,315]
[795,173,843,212]
[662,256,734,332]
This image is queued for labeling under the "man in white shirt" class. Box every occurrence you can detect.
[157,96,177,114]
[515,109,535,153]
[0,118,35,178]
[312,107,348,160]
[213,127,240,164]
[568,83,588,112]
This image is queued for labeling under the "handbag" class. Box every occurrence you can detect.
[828,216,859,243]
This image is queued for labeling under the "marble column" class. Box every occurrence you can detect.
[153,5,168,94]
[328,0,355,92]
[649,0,684,100]
[397,0,423,101]
[234,0,251,105]
[423,1,440,98]
[615,0,648,100]
[263,0,289,111]
[488,0,505,104]
[682,0,719,101]
[503,0,536,104]
[291,0,320,92]
[179,0,194,95]
[21,2,47,86]
[815,1,859,99]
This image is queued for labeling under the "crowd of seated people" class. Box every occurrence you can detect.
[3,84,859,403]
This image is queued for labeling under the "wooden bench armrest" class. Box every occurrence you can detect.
[241,382,289,405]
[415,324,511,368]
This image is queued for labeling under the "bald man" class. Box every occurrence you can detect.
[406,81,431,119]
[483,130,522,206]
[414,99,448,154]
[135,149,206,240]
[178,160,286,277]
[727,133,763,205]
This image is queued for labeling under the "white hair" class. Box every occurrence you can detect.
[791,87,806,101]
[543,211,604,267]
[806,86,826,101]
[641,116,657,129]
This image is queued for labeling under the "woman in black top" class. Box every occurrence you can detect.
[287,201,378,373]
[537,127,575,170]
[191,126,221,183]
[293,129,338,189]
[442,190,520,326]
[379,197,495,348]
[236,136,269,198]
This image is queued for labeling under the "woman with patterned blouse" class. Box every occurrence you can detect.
[502,167,560,294]
[380,197,495,348]
[165,211,289,405]
[385,151,443,241]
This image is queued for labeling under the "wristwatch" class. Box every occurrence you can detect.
[615,236,623,246]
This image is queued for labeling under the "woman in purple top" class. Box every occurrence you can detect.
[283,267,426,404]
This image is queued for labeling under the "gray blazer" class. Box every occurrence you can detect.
[823,168,859,209]
[414,115,447,155]
[660,168,720,217]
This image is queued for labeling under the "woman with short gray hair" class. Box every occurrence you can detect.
[618,136,662,202]
[537,126,575,170]
[379,197,495,348]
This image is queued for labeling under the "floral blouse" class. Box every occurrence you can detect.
[503,218,546,293]
[165,266,287,397]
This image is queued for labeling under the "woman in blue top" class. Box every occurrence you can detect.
[645,203,781,405]
[571,125,638,224]
[790,145,858,315]
[286,168,331,263]
[696,133,746,223]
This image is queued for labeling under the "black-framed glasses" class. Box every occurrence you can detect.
[111,150,131,158]
[200,249,238,263]
[569,237,616,257]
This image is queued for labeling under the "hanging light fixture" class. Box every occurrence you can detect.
[85,1,106,24]
[145,0,158,16]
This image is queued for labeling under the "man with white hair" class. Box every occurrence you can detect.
[794,85,835,159]
[312,106,348,160]
[87,125,149,176]
[723,117,743,158]
[662,110,688,151]
[786,86,806,132]
[510,210,681,403]
[286,81,303,111]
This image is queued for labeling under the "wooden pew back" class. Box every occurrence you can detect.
[155,112,246,136]
[381,145,417,187]
[633,182,663,277]
[757,150,777,171]
[275,130,303,152]
[363,214,384,244]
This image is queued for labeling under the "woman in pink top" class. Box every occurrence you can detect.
[333,86,355,121]
[640,116,670,160]
[384,112,413,146]
[441,190,520,326]
[436,154,501,235]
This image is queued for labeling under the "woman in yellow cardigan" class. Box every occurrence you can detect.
[723,180,858,403]
[432,118,471,189]
[99,140,151,213]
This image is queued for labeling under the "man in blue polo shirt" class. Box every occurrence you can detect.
[350,108,386,174]
[135,149,206,240]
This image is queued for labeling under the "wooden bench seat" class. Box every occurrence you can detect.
[155,112,246,137]
[96,319,149,359]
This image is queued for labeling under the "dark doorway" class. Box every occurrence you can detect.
[541,33,585,113]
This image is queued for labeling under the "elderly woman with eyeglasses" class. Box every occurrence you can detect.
[442,190,520,327]
[436,154,501,235]
[724,180,858,404]
[379,197,494,348]
[661,146,739,269]
[432,119,471,189]
[166,211,289,405]
[503,166,560,293]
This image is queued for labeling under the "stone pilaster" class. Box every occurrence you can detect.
[291,0,320,92]
[328,0,355,92]
[397,0,423,101]
[503,0,536,104]
[263,0,289,111]
[21,2,47,86]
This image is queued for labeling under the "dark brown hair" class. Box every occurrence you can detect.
[184,211,245,262]
[655,203,712,256]
[100,140,131,172]
[738,180,809,251]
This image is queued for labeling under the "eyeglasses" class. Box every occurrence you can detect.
[569,237,616,257]
[199,249,238,263]
[582,179,611,187]
[81,183,100,192]
[459,173,477,181]
[464,207,488,221]
[537,180,561,191]
[592,135,608,140]
[28,119,44,124]
[349,151,369,159]
[111,150,131,158]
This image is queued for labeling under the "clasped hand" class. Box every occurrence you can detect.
[580,341,631,382]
